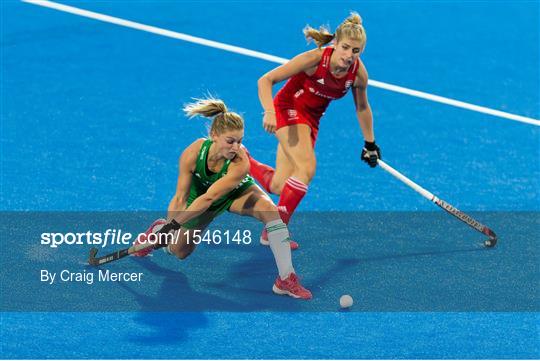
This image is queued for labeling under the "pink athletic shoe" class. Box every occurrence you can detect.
[272,273,312,300]
[260,228,299,250]
[132,219,167,257]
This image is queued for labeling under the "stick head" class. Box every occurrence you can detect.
[483,227,498,248]
[484,237,497,248]
[88,247,99,266]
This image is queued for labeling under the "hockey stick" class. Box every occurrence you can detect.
[88,221,179,266]
[377,159,497,247]
[88,241,164,266]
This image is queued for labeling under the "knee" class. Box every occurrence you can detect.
[174,248,192,260]
[169,243,193,260]
[254,196,278,219]
[304,163,316,181]
[261,197,276,212]
[269,178,284,195]
[295,159,316,183]
[255,194,277,212]
[175,250,191,260]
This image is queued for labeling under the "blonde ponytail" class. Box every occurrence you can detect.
[183,97,228,119]
[183,96,244,136]
[303,25,335,48]
[304,12,366,50]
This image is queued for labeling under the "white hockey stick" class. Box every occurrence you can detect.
[378,159,497,247]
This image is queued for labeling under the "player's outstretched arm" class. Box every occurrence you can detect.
[352,63,380,167]
[167,139,202,220]
[171,160,249,225]
[258,49,323,133]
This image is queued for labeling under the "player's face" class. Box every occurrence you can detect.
[213,129,244,160]
[334,37,363,68]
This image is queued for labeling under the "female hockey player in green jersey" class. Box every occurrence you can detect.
[134,96,311,300]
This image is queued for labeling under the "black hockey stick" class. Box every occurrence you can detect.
[378,159,497,247]
[88,220,180,266]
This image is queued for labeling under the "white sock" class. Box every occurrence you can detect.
[163,244,173,255]
[162,228,180,256]
[266,219,294,280]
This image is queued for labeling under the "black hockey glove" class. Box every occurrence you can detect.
[361,141,381,168]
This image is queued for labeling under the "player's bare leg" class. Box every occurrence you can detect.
[229,186,311,299]
[275,124,316,186]
[273,124,314,224]
[166,225,208,260]
[231,183,299,250]
[268,143,294,195]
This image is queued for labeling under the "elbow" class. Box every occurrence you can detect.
[201,192,218,205]
[257,76,265,89]
[356,103,370,114]
[258,74,272,88]
[168,193,188,213]
[168,195,181,212]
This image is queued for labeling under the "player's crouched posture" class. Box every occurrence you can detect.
[133,96,311,300]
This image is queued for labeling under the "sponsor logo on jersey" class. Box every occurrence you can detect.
[194,172,212,186]
[317,78,325,85]
[294,89,304,98]
[310,89,338,100]
[345,80,353,89]
[286,109,299,121]
[234,176,252,190]
[322,53,330,68]
[308,84,338,100]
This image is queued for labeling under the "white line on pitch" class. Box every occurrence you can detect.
[22,0,540,127]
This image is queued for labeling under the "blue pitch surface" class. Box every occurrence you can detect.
[1,0,539,359]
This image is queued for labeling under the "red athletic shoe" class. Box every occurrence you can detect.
[260,228,299,250]
[272,273,312,299]
[132,219,167,257]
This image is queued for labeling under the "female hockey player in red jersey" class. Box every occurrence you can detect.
[248,12,381,246]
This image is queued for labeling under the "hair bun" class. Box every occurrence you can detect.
[346,12,362,26]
